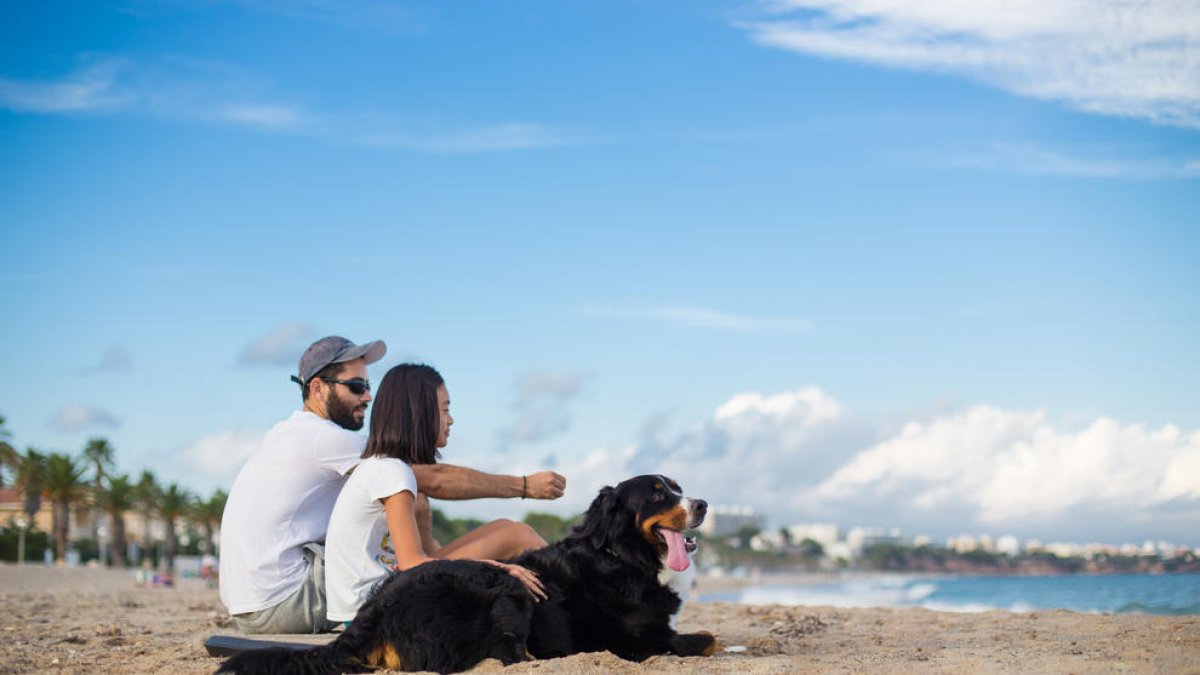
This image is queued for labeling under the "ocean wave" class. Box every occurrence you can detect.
[697,572,1200,615]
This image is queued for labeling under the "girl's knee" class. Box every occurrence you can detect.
[512,522,546,549]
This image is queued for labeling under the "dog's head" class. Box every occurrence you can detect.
[569,474,706,575]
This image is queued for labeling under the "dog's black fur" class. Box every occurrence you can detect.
[216,474,714,674]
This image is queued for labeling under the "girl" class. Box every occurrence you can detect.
[324,364,547,624]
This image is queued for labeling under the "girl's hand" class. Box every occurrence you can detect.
[482,560,548,602]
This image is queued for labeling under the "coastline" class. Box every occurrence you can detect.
[2,564,1197,674]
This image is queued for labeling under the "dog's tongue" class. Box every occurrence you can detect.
[662,529,691,572]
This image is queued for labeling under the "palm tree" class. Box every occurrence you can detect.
[82,437,115,543]
[191,488,228,556]
[133,470,161,567]
[97,474,136,568]
[159,483,192,574]
[44,452,87,564]
[12,448,46,564]
[0,414,17,487]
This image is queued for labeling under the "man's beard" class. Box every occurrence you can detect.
[326,391,365,431]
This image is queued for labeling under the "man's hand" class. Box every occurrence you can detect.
[525,471,566,500]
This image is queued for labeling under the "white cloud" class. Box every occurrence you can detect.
[182,429,263,485]
[532,387,1200,545]
[515,371,587,406]
[182,427,262,480]
[716,387,842,425]
[0,56,579,152]
[499,371,589,445]
[0,60,130,113]
[49,405,121,432]
[239,320,318,366]
[740,0,1200,127]
[580,305,808,333]
[1160,436,1200,501]
[816,405,1200,535]
[86,345,132,374]
[353,121,582,153]
[938,142,1200,179]
[619,386,861,511]
[213,102,307,130]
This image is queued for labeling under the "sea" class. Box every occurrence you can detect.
[697,572,1200,616]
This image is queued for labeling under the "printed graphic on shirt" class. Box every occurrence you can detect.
[377,531,396,568]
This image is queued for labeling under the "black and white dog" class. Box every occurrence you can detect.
[216,474,714,674]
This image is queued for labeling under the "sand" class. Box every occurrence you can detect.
[2,564,1198,674]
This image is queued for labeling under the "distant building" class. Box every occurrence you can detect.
[948,534,977,554]
[846,526,904,557]
[995,535,1022,557]
[750,531,785,552]
[0,487,53,532]
[786,522,841,548]
[824,541,854,562]
[698,505,766,538]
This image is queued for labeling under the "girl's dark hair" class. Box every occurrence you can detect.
[363,364,444,465]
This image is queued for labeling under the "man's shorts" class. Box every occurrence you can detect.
[232,543,331,635]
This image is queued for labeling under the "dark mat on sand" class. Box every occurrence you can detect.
[204,633,337,657]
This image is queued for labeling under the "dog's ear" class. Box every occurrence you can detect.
[569,484,657,575]
[569,486,618,550]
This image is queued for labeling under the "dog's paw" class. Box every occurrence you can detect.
[671,630,718,657]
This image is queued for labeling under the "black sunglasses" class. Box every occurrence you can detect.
[321,377,371,395]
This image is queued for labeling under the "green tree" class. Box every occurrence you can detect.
[430,509,485,545]
[44,453,87,563]
[735,525,762,550]
[523,511,582,542]
[12,448,47,563]
[134,470,161,566]
[191,488,227,556]
[797,537,825,569]
[159,483,192,573]
[0,414,16,487]
[97,474,136,567]
[862,543,910,571]
[82,437,115,542]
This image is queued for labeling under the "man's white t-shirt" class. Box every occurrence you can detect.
[324,456,418,622]
[219,410,364,615]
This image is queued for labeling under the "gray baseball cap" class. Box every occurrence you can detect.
[291,335,387,387]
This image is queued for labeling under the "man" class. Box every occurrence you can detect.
[219,336,566,634]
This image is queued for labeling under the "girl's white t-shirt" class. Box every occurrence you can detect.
[324,455,419,622]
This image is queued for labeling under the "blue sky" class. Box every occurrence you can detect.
[2,1,1198,546]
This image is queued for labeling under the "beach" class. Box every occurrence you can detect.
[2,564,1198,674]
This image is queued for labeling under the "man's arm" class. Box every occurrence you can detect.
[413,492,441,555]
[411,464,566,501]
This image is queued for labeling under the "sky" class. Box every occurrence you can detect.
[2,0,1198,548]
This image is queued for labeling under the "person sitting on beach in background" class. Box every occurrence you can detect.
[325,364,550,624]
[219,336,566,635]
[200,552,218,589]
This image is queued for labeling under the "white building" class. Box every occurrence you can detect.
[846,526,904,557]
[786,522,841,548]
[698,505,766,538]
[996,535,1022,557]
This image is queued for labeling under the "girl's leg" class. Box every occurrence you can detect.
[436,519,546,561]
